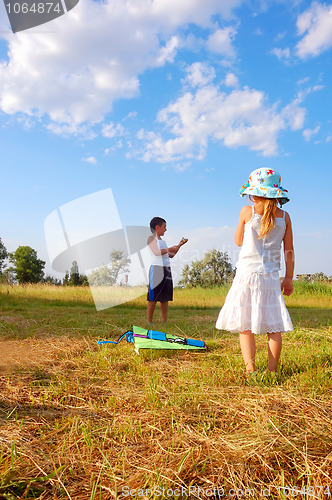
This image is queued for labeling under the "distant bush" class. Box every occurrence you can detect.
[179,249,234,288]
[297,272,332,283]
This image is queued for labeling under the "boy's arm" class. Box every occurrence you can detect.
[168,238,188,258]
[148,236,188,257]
[281,212,295,296]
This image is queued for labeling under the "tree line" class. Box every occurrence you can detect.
[0,239,235,288]
[0,238,132,286]
[1,238,331,287]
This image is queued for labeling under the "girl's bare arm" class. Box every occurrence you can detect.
[235,206,251,247]
[281,212,295,296]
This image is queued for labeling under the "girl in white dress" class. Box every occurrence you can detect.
[216,168,294,374]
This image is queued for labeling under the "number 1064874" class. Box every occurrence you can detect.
[5,2,62,14]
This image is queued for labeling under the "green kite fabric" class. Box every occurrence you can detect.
[98,325,207,354]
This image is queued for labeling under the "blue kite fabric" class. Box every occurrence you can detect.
[98,326,207,354]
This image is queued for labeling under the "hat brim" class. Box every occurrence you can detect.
[240,185,290,204]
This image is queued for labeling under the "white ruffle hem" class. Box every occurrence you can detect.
[216,271,293,335]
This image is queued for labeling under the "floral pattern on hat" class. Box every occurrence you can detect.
[240,167,290,204]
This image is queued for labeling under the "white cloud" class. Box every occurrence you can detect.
[123,111,138,121]
[102,122,125,138]
[275,31,286,42]
[281,96,306,131]
[155,36,180,65]
[185,62,216,87]
[281,83,323,132]
[104,141,123,154]
[312,84,324,92]
[297,77,310,85]
[0,0,245,131]
[271,47,291,60]
[224,72,239,87]
[46,122,96,139]
[135,64,307,161]
[82,156,97,164]
[206,27,237,58]
[296,2,332,58]
[173,161,191,172]
[150,0,243,26]
[302,124,320,141]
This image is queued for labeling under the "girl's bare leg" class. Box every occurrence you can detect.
[239,331,256,372]
[147,301,157,324]
[160,301,168,323]
[267,332,282,372]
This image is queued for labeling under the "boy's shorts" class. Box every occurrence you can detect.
[147,265,173,302]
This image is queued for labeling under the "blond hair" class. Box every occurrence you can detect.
[258,198,278,239]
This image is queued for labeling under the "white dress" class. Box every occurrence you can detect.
[216,207,293,335]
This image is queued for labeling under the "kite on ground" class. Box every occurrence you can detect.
[98,325,207,355]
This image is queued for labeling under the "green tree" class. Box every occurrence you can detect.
[311,272,328,283]
[63,271,69,286]
[9,246,45,284]
[67,261,89,286]
[88,250,131,286]
[179,261,204,288]
[88,265,115,286]
[200,249,234,286]
[109,250,131,284]
[43,275,62,286]
[297,272,329,283]
[0,238,8,276]
[69,260,80,286]
[1,268,15,284]
[78,274,89,286]
[179,249,234,288]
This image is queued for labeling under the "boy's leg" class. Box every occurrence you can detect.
[267,332,282,372]
[147,301,157,324]
[239,331,256,372]
[160,301,168,323]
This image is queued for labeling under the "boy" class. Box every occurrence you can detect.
[147,217,188,324]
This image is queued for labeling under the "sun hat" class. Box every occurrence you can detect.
[240,167,290,205]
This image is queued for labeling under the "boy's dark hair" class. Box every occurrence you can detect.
[150,217,166,233]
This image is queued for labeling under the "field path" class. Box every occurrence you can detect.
[0,337,84,372]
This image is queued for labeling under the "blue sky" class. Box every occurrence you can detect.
[0,0,332,282]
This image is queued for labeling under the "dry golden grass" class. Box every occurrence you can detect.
[1,346,332,499]
[0,282,95,303]
[1,281,331,308]
[0,283,331,499]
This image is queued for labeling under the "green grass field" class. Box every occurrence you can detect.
[0,283,331,499]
